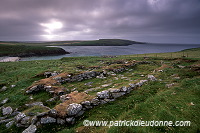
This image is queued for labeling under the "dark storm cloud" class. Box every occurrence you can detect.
[0,0,199,43]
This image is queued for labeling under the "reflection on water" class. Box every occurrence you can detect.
[21,43,200,61]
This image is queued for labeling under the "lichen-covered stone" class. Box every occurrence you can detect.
[6,121,14,128]
[15,112,26,122]
[40,116,56,124]
[22,124,37,133]
[1,98,9,105]
[96,90,111,99]
[66,103,82,116]
[20,116,31,126]
[2,106,13,116]
[90,98,100,106]
[81,101,92,109]
[148,75,157,81]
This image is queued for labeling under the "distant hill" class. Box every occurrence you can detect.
[61,39,145,46]
[0,44,68,57]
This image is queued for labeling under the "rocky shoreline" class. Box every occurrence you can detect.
[0,48,69,62]
[4,48,69,57]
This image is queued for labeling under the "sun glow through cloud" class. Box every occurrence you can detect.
[40,20,63,40]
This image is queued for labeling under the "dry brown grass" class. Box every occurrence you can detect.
[156,64,173,71]
[75,126,97,133]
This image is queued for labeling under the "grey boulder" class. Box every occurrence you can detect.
[66,103,82,116]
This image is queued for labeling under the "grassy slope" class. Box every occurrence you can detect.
[128,47,200,59]
[0,44,68,57]
[0,48,200,133]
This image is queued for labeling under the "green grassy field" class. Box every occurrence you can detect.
[0,47,200,133]
[127,47,200,59]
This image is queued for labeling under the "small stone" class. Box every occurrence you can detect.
[0,86,7,92]
[2,106,13,116]
[60,94,70,102]
[36,112,48,118]
[27,112,36,116]
[57,118,65,125]
[21,116,31,125]
[40,117,56,124]
[16,123,25,127]
[81,101,92,109]
[101,83,112,88]
[129,83,136,88]
[22,124,37,133]
[166,83,175,88]
[91,98,100,106]
[111,92,126,99]
[1,98,9,105]
[29,96,33,100]
[11,85,16,88]
[44,85,52,91]
[120,86,128,92]
[136,80,148,87]
[15,113,26,122]
[84,82,93,86]
[174,77,180,80]
[0,118,13,124]
[99,100,107,104]
[148,75,157,81]
[26,86,38,94]
[66,117,75,124]
[108,88,120,93]
[46,98,54,102]
[189,102,195,106]
[6,121,14,128]
[177,65,185,69]
[11,110,20,117]
[96,90,111,99]
[48,109,57,117]
[31,116,38,125]
[0,117,6,121]
[25,102,44,107]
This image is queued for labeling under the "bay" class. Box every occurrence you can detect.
[21,43,200,61]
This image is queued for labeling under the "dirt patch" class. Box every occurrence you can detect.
[34,78,58,86]
[54,92,94,117]
[29,72,70,87]
[155,64,173,71]
[174,58,197,63]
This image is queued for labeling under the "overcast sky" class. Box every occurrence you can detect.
[0,0,199,43]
